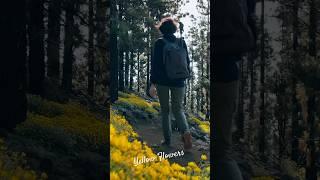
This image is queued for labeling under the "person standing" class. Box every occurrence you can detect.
[149,17,192,150]
[212,0,257,179]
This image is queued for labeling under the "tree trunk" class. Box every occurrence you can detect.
[306,94,317,180]
[1,1,28,130]
[87,0,95,96]
[47,0,61,80]
[146,26,151,89]
[118,50,124,91]
[308,0,317,57]
[200,31,206,114]
[28,0,45,96]
[291,0,300,162]
[276,78,287,160]
[110,0,118,102]
[129,50,134,91]
[117,1,124,92]
[237,60,245,139]
[248,53,256,147]
[206,30,210,120]
[62,1,75,94]
[197,89,201,113]
[259,0,266,157]
[96,0,108,100]
[305,0,317,178]
[137,52,140,93]
[200,56,205,114]
[125,51,129,88]
[190,56,194,113]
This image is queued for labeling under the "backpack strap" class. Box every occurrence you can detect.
[161,38,168,64]
[161,38,176,65]
[162,37,184,47]
[176,37,184,47]
[161,37,174,45]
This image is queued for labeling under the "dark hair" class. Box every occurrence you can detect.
[155,17,178,35]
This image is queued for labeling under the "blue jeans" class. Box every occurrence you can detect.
[156,85,189,143]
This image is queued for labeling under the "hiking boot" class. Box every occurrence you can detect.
[182,132,192,150]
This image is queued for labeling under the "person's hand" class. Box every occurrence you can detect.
[149,84,157,98]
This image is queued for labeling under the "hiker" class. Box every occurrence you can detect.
[148,17,192,150]
[213,0,257,179]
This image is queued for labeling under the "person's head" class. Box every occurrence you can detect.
[156,17,178,35]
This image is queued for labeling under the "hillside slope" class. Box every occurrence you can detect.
[1,95,108,180]
[111,92,210,179]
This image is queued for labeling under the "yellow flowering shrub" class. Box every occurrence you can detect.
[151,102,161,110]
[110,111,138,138]
[200,154,207,161]
[190,117,210,134]
[110,111,210,179]
[17,100,107,151]
[0,138,47,180]
[116,92,158,115]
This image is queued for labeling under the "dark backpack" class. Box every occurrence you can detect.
[162,38,190,80]
[213,0,255,55]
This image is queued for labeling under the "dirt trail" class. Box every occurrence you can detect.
[122,111,210,166]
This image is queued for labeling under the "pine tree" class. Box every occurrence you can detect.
[96,0,109,101]
[87,0,95,96]
[28,0,45,95]
[62,0,76,93]
[110,0,119,102]
[259,0,266,158]
[47,0,62,81]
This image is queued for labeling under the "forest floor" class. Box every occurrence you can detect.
[0,91,108,180]
[113,91,282,180]
[1,89,295,179]
[234,143,281,180]
[113,92,210,167]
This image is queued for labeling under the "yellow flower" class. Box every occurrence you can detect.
[205,166,210,172]
[116,92,159,115]
[146,168,158,179]
[201,154,207,161]
[188,162,198,168]
[199,124,210,134]
[111,150,123,163]
[160,166,171,175]
[191,176,201,180]
[117,170,126,179]
[171,163,184,171]
[110,172,120,180]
